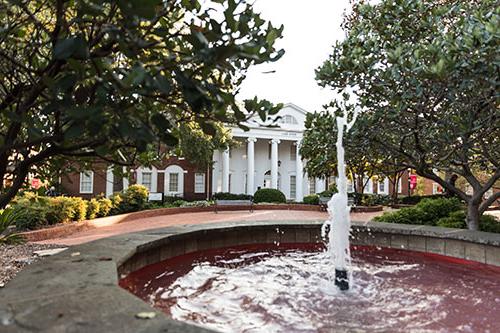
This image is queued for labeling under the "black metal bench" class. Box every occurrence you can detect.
[214,199,253,213]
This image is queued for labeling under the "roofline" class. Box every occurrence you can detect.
[282,103,309,115]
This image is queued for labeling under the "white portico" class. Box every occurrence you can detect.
[212,103,326,201]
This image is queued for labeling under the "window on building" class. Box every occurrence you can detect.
[228,174,232,192]
[194,173,205,193]
[141,172,152,191]
[309,177,316,194]
[432,183,443,194]
[364,178,371,193]
[169,173,179,192]
[79,171,94,194]
[280,115,298,125]
[378,180,385,193]
[290,144,297,161]
[397,178,403,193]
[268,143,271,159]
[290,175,296,199]
[347,180,354,193]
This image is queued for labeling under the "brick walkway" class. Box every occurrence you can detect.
[37,210,384,246]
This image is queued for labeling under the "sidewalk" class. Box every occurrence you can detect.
[36,210,384,246]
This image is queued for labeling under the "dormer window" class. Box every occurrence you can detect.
[279,115,298,125]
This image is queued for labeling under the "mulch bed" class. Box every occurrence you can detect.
[0,243,62,286]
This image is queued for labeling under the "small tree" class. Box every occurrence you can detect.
[316,0,499,230]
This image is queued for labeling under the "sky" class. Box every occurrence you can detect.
[237,0,352,113]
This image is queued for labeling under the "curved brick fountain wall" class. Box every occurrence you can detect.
[2,221,499,332]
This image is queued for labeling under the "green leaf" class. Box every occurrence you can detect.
[53,36,89,60]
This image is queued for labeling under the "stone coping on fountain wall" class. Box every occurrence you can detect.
[2,221,499,333]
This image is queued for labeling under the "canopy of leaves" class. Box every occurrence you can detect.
[0,0,284,207]
[316,0,499,227]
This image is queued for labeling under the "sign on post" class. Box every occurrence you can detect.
[148,192,164,203]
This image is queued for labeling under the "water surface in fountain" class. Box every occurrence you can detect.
[120,244,500,333]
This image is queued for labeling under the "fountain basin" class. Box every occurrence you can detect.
[1,220,499,332]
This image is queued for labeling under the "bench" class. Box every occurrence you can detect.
[319,196,356,212]
[214,199,253,213]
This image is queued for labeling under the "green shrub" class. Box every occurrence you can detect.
[417,197,462,222]
[120,184,149,212]
[436,211,467,229]
[253,188,286,204]
[318,190,334,198]
[479,214,500,233]
[109,193,123,214]
[303,194,319,205]
[45,197,75,224]
[213,192,253,200]
[361,194,391,206]
[164,195,184,204]
[375,197,463,226]
[12,204,48,230]
[97,198,112,217]
[172,200,186,207]
[86,199,100,220]
[66,197,87,221]
[0,209,25,244]
[399,194,445,205]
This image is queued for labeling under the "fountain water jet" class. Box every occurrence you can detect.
[322,105,358,290]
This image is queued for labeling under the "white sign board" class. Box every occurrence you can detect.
[148,192,163,202]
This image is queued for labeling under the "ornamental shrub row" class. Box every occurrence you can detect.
[374,197,500,233]
[11,185,149,231]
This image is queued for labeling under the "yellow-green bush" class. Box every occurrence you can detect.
[97,198,113,217]
[86,198,100,220]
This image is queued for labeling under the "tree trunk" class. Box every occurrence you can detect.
[466,201,480,231]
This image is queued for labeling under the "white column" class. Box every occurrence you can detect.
[247,138,256,195]
[122,166,129,190]
[151,167,158,192]
[295,141,304,202]
[271,138,280,189]
[222,148,230,192]
[105,166,114,198]
[212,151,219,193]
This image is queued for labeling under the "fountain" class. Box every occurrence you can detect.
[322,105,358,291]
[114,104,500,332]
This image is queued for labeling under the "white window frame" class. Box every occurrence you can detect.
[194,173,206,193]
[165,165,184,196]
[141,171,152,191]
[378,178,388,194]
[168,173,179,193]
[290,175,297,199]
[347,180,354,193]
[79,171,94,194]
[280,114,298,125]
[309,177,316,194]
[397,178,403,194]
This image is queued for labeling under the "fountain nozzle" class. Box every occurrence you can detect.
[335,269,349,291]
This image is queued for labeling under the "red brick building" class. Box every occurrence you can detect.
[61,157,212,201]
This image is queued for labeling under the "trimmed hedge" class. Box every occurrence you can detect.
[253,188,286,204]
[303,194,319,205]
[213,192,253,200]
